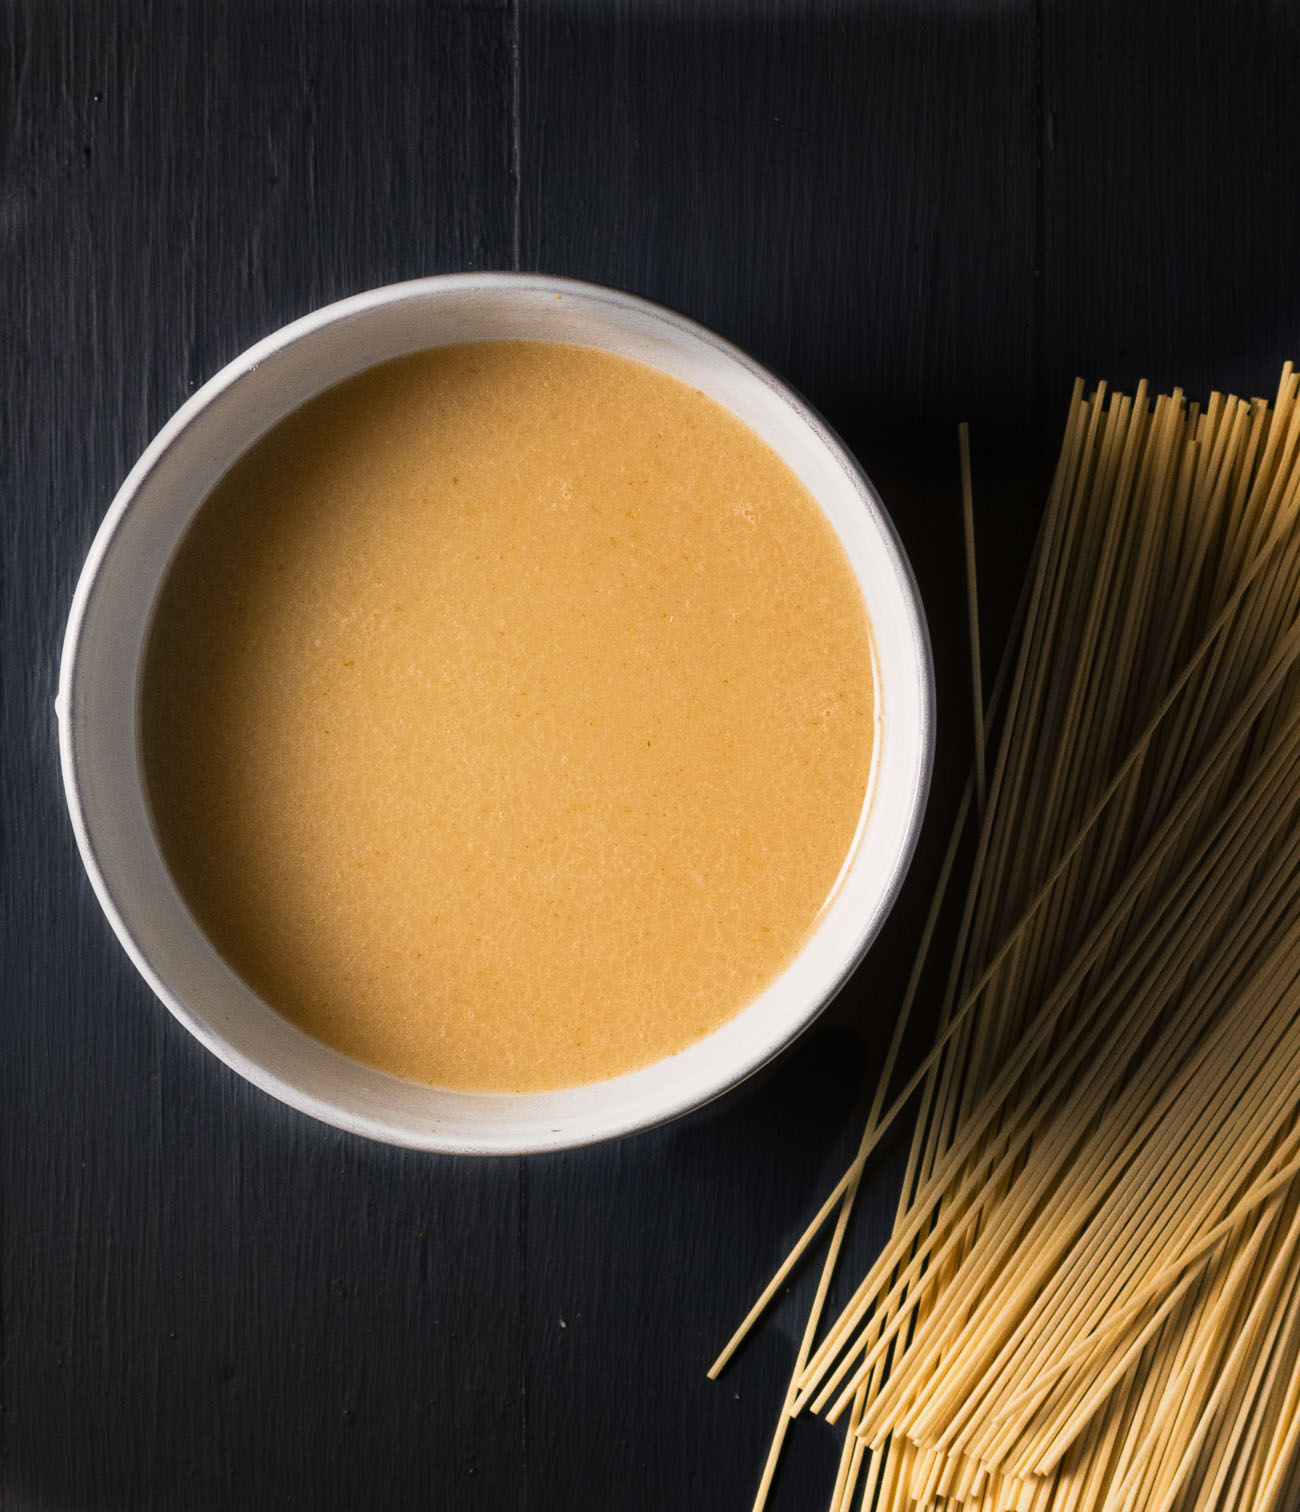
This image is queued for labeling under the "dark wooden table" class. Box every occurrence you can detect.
[3,4,1298,1508]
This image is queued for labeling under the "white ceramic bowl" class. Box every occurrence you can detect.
[58,273,933,1154]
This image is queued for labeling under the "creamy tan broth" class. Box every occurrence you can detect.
[141,341,876,1092]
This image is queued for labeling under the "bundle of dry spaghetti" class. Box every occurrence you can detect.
[711,365,1300,1512]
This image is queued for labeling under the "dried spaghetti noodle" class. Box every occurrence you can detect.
[712,366,1300,1512]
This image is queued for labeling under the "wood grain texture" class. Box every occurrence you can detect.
[1,5,523,1510]
[2,2,1299,1509]
[515,6,1039,1508]
[1039,0,1300,405]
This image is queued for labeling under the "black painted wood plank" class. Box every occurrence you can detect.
[516,5,1040,1507]
[1040,0,1300,404]
[0,5,520,1509]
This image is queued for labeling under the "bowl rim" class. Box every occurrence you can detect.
[57,271,935,1153]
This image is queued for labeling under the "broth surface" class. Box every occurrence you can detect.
[142,342,875,1092]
